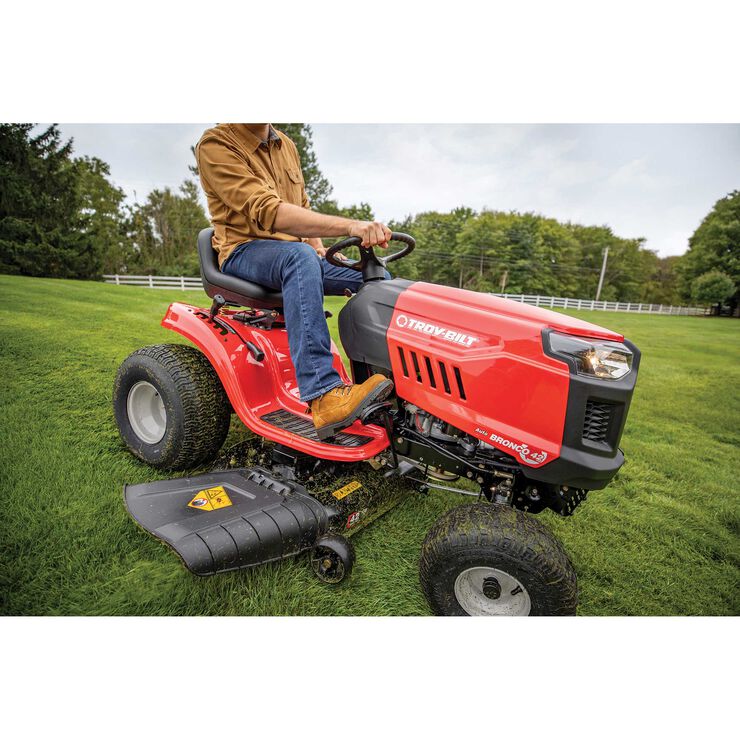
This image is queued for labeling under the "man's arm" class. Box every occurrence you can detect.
[273,203,391,248]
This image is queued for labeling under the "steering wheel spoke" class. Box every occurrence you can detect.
[326,233,416,281]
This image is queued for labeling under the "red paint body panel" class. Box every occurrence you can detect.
[416,284,624,341]
[387,283,622,468]
[162,303,389,461]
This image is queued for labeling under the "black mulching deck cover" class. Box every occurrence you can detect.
[124,467,330,575]
[261,409,372,447]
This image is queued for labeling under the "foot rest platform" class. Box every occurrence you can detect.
[261,409,372,447]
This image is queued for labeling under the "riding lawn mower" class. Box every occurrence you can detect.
[113,229,640,616]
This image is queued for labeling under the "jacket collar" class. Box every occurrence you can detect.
[229,124,282,152]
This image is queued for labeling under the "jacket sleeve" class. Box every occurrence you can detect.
[197,136,282,233]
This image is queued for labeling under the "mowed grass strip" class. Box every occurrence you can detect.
[0,274,738,616]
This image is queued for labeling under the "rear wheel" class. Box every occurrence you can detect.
[113,344,230,470]
[419,503,578,616]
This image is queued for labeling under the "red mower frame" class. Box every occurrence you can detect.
[162,302,389,462]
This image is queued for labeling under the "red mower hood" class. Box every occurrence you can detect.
[407,283,624,342]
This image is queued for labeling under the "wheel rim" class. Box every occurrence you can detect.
[311,549,346,584]
[126,381,167,444]
[454,567,531,616]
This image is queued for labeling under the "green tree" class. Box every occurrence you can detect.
[691,270,736,307]
[456,210,582,295]
[389,208,475,283]
[639,255,681,305]
[74,156,130,274]
[678,190,740,302]
[127,179,209,275]
[0,124,96,278]
[456,210,515,291]
[568,225,651,302]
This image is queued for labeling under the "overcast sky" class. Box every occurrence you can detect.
[55,124,739,257]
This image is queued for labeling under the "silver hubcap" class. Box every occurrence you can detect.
[127,381,167,444]
[454,567,531,616]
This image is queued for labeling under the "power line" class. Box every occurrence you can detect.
[412,250,604,273]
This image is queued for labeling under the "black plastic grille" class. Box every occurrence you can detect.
[261,410,372,447]
[398,348,465,400]
[582,400,614,443]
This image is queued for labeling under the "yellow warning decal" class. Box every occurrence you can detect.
[188,485,233,511]
[332,480,362,500]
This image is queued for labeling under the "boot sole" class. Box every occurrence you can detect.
[314,379,394,441]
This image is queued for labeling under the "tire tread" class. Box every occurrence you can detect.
[114,343,231,469]
[419,503,578,616]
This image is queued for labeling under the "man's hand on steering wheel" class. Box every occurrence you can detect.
[348,220,392,249]
[325,232,416,275]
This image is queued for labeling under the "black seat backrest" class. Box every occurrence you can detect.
[197,228,283,309]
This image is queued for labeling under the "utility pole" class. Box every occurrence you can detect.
[459,262,464,289]
[500,269,508,293]
[595,247,609,301]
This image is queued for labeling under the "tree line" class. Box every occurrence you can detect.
[1,123,737,308]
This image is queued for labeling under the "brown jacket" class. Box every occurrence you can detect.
[195,124,309,267]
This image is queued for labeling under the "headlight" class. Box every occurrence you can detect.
[547,332,633,380]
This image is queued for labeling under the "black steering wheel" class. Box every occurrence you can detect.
[326,232,416,281]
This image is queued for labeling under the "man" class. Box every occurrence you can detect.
[196,123,394,438]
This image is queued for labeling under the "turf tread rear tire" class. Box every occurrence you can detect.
[419,503,578,616]
[113,343,230,470]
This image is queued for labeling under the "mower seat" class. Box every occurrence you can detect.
[198,228,284,309]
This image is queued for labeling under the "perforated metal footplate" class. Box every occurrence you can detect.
[261,409,372,447]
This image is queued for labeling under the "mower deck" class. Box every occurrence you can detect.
[124,468,331,576]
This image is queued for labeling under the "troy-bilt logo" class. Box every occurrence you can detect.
[475,427,548,465]
[395,314,478,347]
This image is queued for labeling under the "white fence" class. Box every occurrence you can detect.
[103,274,204,291]
[102,275,710,316]
[490,293,709,316]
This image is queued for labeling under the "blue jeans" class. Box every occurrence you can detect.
[222,239,389,402]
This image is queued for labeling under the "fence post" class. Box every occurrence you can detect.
[535,295,540,307]
[577,299,582,310]
[550,296,555,308]
[564,297,569,309]
[148,275,153,288]
[180,276,185,291]
[115,275,120,286]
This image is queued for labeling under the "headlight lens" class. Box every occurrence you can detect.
[548,332,633,380]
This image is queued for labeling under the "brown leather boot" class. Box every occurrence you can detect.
[311,374,394,440]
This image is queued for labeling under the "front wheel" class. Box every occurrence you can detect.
[419,504,578,616]
[310,535,355,584]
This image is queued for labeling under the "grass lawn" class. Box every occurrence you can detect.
[1,273,738,616]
